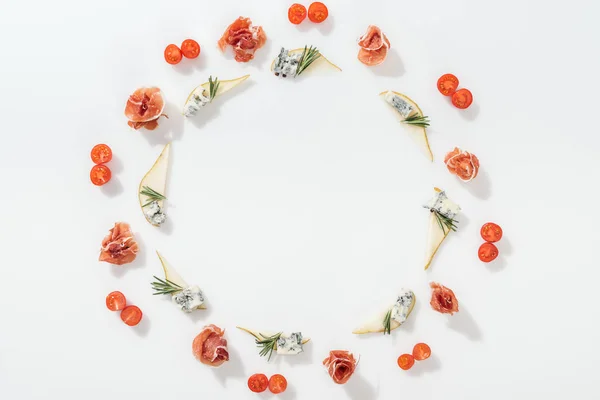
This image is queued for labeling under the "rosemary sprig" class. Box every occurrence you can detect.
[151,276,183,295]
[208,76,220,101]
[256,332,282,361]
[140,186,167,207]
[383,309,392,335]
[296,46,321,77]
[403,114,430,128]
[432,210,459,235]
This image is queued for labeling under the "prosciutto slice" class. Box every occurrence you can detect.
[357,25,391,66]
[429,282,459,315]
[124,87,165,130]
[99,222,139,265]
[444,147,480,182]
[218,17,267,63]
[192,324,229,367]
[323,350,358,384]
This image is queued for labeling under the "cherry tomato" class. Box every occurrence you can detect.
[248,374,269,393]
[412,343,431,361]
[478,242,499,263]
[164,44,182,65]
[308,2,329,23]
[120,305,143,326]
[437,74,459,96]
[268,374,288,394]
[397,354,415,370]
[481,222,503,243]
[288,3,307,24]
[181,39,200,59]
[451,88,473,109]
[106,291,126,311]
[90,164,112,186]
[91,144,113,164]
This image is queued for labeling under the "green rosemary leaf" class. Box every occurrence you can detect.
[296,46,321,77]
[403,114,430,128]
[433,210,458,235]
[140,186,167,208]
[208,76,220,101]
[383,309,392,335]
[151,275,183,295]
[255,332,282,361]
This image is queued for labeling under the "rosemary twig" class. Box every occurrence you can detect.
[140,186,167,207]
[296,46,321,77]
[208,76,220,101]
[403,114,430,128]
[151,276,183,295]
[433,210,458,235]
[256,332,282,361]
[383,309,392,335]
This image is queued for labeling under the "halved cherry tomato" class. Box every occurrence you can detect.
[90,164,112,186]
[181,39,200,59]
[481,222,503,243]
[164,44,182,65]
[478,242,499,263]
[437,74,459,96]
[248,374,268,393]
[120,305,142,326]
[268,374,288,394]
[412,343,431,361]
[106,291,126,311]
[91,144,112,164]
[397,354,415,370]
[308,2,328,23]
[288,3,307,24]
[452,88,473,109]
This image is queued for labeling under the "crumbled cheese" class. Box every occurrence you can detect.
[144,200,167,225]
[172,285,204,313]
[183,90,210,117]
[273,48,302,78]
[384,91,414,118]
[423,191,461,219]
[390,289,414,324]
[276,332,303,355]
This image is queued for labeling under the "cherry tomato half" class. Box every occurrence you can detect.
[288,3,307,24]
[478,242,499,263]
[181,39,200,59]
[451,88,473,109]
[164,44,182,65]
[248,374,269,393]
[412,343,431,361]
[397,354,415,370]
[268,374,288,394]
[91,144,113,164]
[120,305,143,326]
[437,74,459,96]
[106,291,126,311]
[308,2,329,23]
[481,222,503,243]
[90,164,112,186]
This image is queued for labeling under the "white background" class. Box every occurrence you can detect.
[1,0,599,399]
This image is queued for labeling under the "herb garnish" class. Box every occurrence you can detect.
[256,332,282,361]
[140,186,167,207]
[296,46,321,77]
[208,76,220,101]
[403,114,430,128]
[383,309,392,335]
[151,276,183,295]
[432,210,458,235]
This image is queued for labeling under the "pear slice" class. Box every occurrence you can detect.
[183,75,250,113]
[270,48,341,77]
[156,251,206,309]
[236,326,311,347]
[139,143,170,226]
[353,292,416,334]
[379,90,433,162]
[424,187,460,270]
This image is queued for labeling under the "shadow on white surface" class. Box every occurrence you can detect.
[141,102,185,145]
[316,15,334,36]
[458,102,480,121]
[447,305,482,341]
[212,346,245,385]
[133,315,151,337]
[487,236,512,272]
[294,15,334,36]
[406,353,442,376]
[171,51,208,76]
[369,48,405,78]
[465,169,492,200]
[282,340,314,366]
[100,176,123,197]
[344,373,377,400]
[109,154,124,173]
[186,301,214,322]
[279,384,297,400]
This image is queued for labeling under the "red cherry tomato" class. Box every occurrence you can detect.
[478,242,499,263]
[106,291,126,311]
[288,3,307,24]
[268,374,288,394]
[308,2,328,23]
[248,374,269,393]
[181,39,200,59]
[481,222,503,243]
[120,305,143,326]
[91,144,113,164]
[164,44,182,65]
[90,164,112,186]
[451,88,473,109]
[437,74,459,96]
[412,343,431,361]
[397,354,415,370]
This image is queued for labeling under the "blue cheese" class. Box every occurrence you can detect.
[172,285,204,313]
[184,90,210,117]
[273,48,302,78]
[276,332,303,355]
[384,91,414,118]
[144,200,167,225]
[390,289,414,324]
[423,190,460,219]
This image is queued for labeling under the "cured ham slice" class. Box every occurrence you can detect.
[99,222,139,265]
[124,87,165,130]
[429,282,459,315]
[358,47,389,67]
[192,324,229,367]
[444,147,480,182]
[357,25,390,66]
[323,350,358,384]
[218,17,267,63]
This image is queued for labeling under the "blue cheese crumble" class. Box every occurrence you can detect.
[423,190,461,219]
[183,90,210,117]
[273,48,302,78]
[390,289,414,324]
[144,200,167,226]
[172,285,204,313]
[276,332,303,355]
[384,91,414,118]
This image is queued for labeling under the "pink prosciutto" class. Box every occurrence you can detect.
[192,324,229,367]
[124,87,165,130]
[357,25,391,66]
[323,350,358,384]
[99,222,139,265]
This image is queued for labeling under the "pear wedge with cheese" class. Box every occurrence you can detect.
[183,75,250,116]
[155,251,206,310]
[139,143,170,227]
[424,187,461,270]
[380,90,433,162]
[270,47,341,78]
[236,326,311,349]
[353,290,415,334]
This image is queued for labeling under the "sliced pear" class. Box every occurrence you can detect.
[156,251,206,309]
[139,143,170,227]
[270,48,341,77]
[424,187,460,270]
[379,90,433,162]
[183,75,250,111]
[236,326,311,347]
[353,293,416,334]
